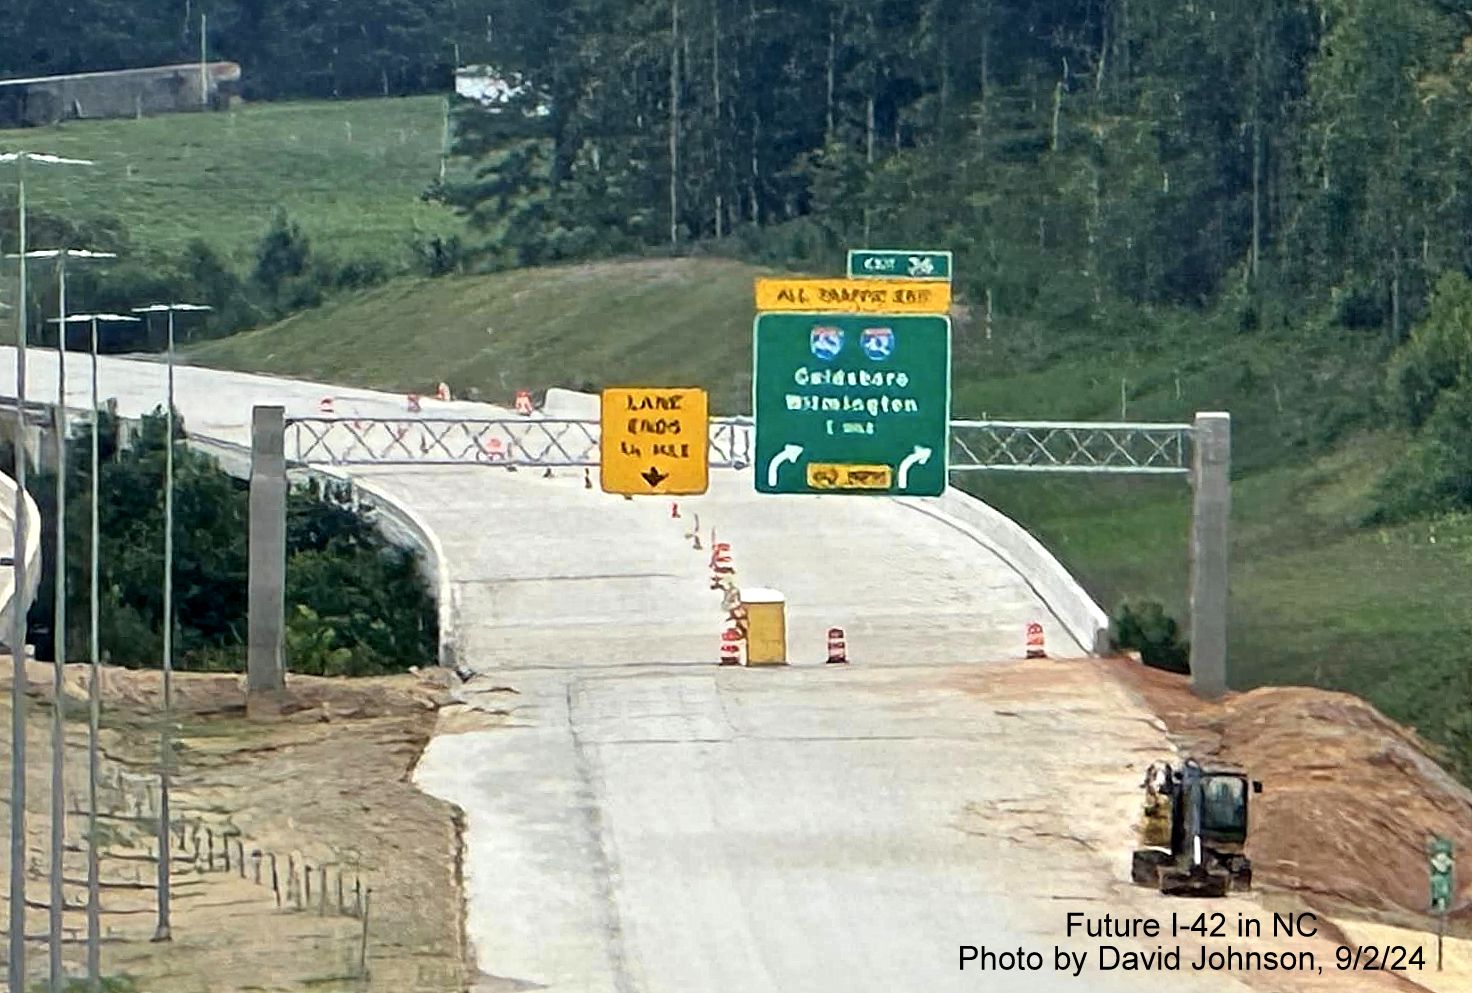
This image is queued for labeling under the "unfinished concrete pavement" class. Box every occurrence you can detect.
[421,660,1403,993]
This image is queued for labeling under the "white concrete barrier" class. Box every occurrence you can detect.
[541,387,600,419]
[893,488,1110,655]
[184,434,459,669]
[328,471,459,671]
[0,470,43,649]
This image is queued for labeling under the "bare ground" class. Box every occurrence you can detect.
[946,657,1425,993]
[1108,655,1472,930]
[0,658,471,993]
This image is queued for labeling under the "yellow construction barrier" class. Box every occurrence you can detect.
[740,588,787,666]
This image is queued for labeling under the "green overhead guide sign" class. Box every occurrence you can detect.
[752,312,951,496]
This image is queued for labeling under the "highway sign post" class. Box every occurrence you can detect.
[753,314,950,496]
[847,249,953,282]
[600,387,709,495]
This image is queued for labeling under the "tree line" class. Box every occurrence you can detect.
[442,0,1472,343]
[7,0,1471,346]
[10,410,437,676]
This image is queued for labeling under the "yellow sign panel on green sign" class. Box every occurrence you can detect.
[754,278,951,315]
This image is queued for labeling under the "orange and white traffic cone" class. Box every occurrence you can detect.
[1025,622,1047,659]
[826,627,848,664]
[719,623,743,666]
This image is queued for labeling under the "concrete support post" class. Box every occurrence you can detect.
[247,406,286,714]
[1188,412,1231,699]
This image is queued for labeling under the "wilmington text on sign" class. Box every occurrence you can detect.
[600,387,710,495]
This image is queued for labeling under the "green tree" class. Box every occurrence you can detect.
[19,408,435,674]
[253,209,311,294]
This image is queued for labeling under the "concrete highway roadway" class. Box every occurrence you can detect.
[0,348,1277,993]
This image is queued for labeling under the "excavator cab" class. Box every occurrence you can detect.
[1197,771,1250,846]
[1133,760,1261,897]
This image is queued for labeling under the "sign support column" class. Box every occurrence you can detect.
[247,406,286,714]
[1189,412,1230,698]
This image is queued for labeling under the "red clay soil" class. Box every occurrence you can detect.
[1107,656,1472,930]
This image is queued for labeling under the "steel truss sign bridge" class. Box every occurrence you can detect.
[282,415,1193,474]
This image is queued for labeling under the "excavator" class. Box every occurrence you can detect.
[1131,759,1262,898]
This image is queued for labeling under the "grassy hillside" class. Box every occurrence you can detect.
[191,257,767,410]
[0,96,460,266]
[190,257,1470,772]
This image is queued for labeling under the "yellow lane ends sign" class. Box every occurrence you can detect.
[600,387,709,495]
[755,277,951,315]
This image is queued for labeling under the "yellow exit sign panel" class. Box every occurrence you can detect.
[600,388,710,495]
[807,463,892,490]
[754,277,951,315]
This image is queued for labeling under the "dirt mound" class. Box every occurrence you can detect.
[23,659,463,720]
[1110,657,1472,927]
[1,655,475,992]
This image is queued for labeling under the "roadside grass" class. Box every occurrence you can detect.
[189,257,768,409]
[189,255,1470,763]
[0,96,460,267]
[977,430,1472,753]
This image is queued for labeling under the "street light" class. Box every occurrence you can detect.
[130,302,209,944]
[14,248,117,988]
[1,148,95,993]
[47,311,135,991]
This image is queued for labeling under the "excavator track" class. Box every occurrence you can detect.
[1159,864,1232,898]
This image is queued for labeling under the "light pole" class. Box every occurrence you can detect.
[48,312,135,993]
[17,248,116,990]
[1,148,94,993]
[130,302,209,944]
